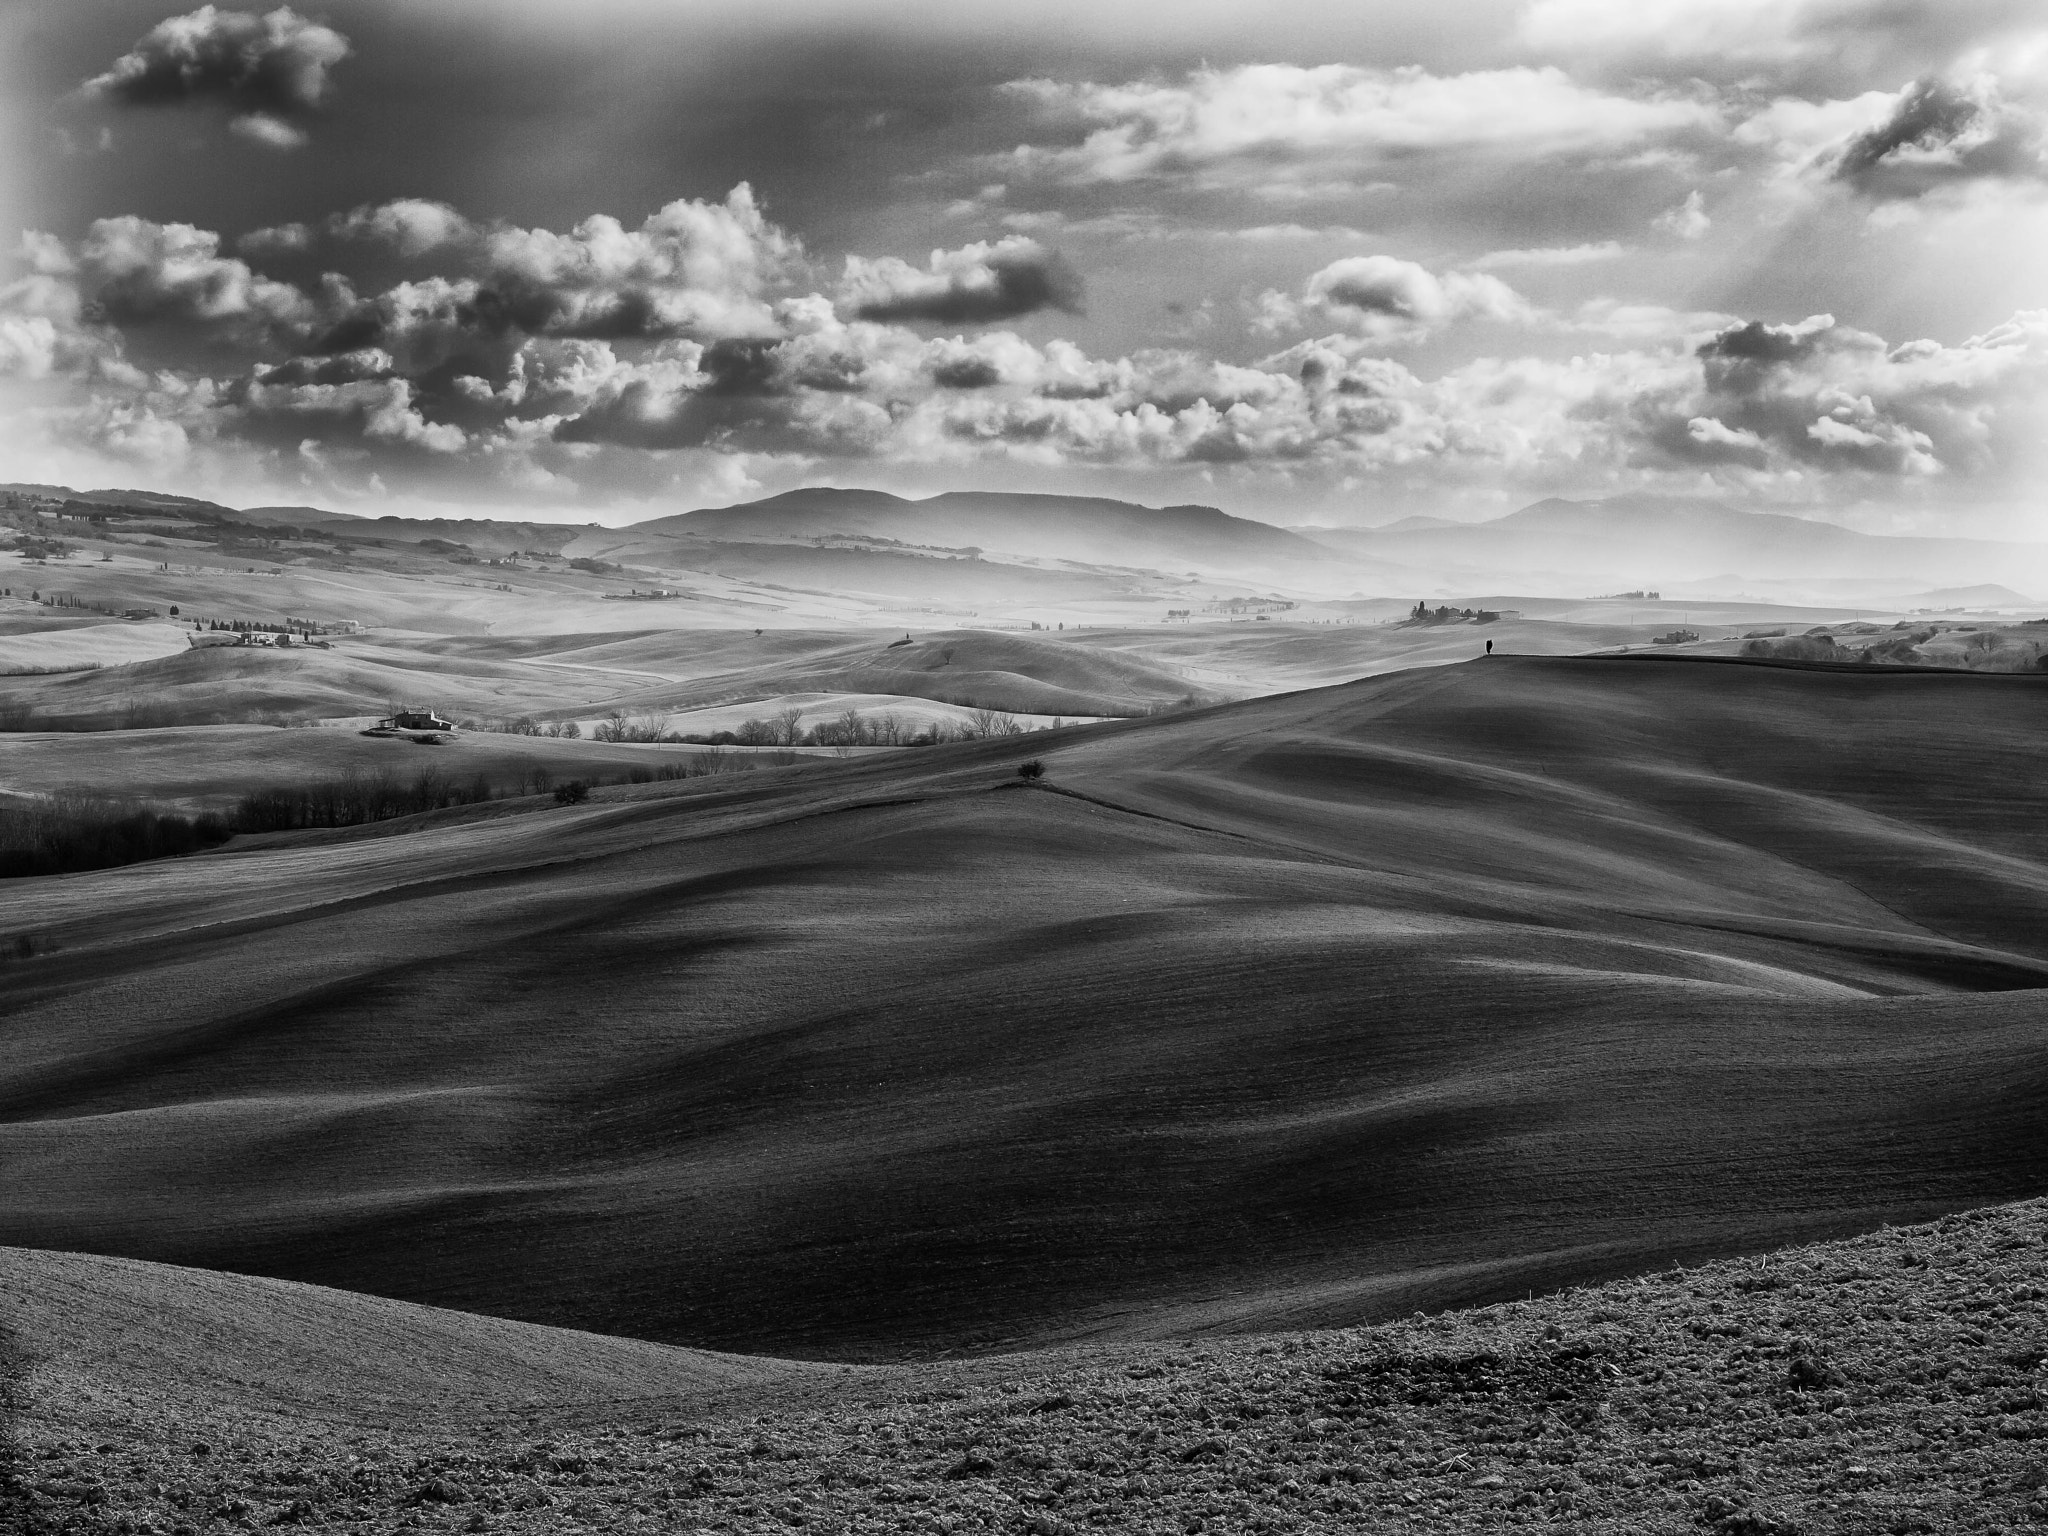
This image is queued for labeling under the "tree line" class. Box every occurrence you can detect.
[0,752,793,880]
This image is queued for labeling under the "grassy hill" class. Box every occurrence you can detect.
[6,1197,2044,1533]
[0,626,1220,730]
[3,656,2046,1363]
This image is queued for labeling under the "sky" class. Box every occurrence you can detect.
[1,0,2045,530]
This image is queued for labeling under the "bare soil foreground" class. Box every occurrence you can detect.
[4,1199,2045,1534]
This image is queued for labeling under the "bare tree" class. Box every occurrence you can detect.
[774,705,806,746]
[965,707,1021,739]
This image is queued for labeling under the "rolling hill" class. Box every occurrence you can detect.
[8,1200,2044,1532]
[0,626,1221,729]
[0,1245,821,1431]
[4,656,2047,1361]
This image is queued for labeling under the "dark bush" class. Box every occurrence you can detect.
[1017,759,1046,780]
[553,781,590,805]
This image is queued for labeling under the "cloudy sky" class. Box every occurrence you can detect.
[2,0,2045,529]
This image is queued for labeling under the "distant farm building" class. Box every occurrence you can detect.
[187,630,274,648]
[381,709,456,731]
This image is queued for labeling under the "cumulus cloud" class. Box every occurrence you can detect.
[841,238,1083,325]
[474,184,799,340]
[1631,311,2048,477]
[12,179,2043,513]
[82,6,351,149]
[1258,255,1533,341]
[331,200,476,256]
[1000,64,1721,188]
[69,216,313,330]
[237,222,312,256]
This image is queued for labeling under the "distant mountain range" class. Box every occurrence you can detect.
[9,481,2044,602]
[1304,494,2048,596]
[637,488,1329,571]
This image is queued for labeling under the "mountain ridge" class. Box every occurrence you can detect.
[633,487,1331,569]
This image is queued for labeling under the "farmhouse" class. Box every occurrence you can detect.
[380,709,456,731]
[187,631,274,648]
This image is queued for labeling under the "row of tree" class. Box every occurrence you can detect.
[482,706,1049,748]
[0,753,803,878]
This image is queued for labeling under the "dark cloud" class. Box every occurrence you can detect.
[930,356,1003,388]
[846,239,1083,325]
[1630,314,1968,478]
[1832,76,2047,198]
[1697,316,1832,369]
[83,7,351,148]
[249,349,391,387]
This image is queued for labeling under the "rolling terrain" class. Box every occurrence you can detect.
[5,1198,2044,1533]
[5,604,1853,736]
[0,625,1215,730]
[4,656,2047,1363]
[0,725,796,815]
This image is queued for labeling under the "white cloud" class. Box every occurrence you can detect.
[332,199,477,256]
[65,216,314,330]
[1000,64,1722,188]
[1655,190,1712,238]
[229,112,307,150]
[238,222,312,256]
[838,238,1082,324]
[83,7,351,147]
[1469,242,1628,268]
[1259,255,1534,341]
[478,184,799,339]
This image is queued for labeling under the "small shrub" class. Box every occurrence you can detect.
[553,780,590,805]
[1017,759,1045,780]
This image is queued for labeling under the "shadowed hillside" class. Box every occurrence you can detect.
[3,657,2047,1360]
